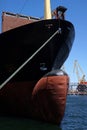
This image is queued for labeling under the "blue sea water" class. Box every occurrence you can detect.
[0,95,87,130]
[61,95,87,130]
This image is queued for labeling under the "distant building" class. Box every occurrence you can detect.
[2,12,40,32]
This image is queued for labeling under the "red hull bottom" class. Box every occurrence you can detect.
[0,71,68,125]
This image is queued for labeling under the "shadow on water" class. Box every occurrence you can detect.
[0,116,62,130]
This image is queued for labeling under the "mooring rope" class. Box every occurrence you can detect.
[0,29,59,89]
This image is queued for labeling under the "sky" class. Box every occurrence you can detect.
[0,0,87,83]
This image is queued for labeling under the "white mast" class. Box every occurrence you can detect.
[44,0,52,19]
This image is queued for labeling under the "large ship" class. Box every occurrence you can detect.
[0,0,75,125]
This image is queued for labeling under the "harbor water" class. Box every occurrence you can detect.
[0,95,87,130]
[61,95,87,130]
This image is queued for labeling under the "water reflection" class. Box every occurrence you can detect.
[0,116,62,130]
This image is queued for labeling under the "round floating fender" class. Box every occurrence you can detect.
[32,69,69,124]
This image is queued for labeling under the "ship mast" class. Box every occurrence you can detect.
[44,0,52,19]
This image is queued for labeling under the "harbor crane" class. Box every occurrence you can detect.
[73,60,87,92]
[73,60,86,83]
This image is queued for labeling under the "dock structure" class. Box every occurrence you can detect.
[68,82,87,95]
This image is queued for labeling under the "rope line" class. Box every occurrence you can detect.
[0,30,59,89]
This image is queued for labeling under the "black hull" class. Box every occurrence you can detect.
[0,19,75,83]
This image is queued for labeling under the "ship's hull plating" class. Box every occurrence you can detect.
[0,70,69,125]
[0,19,75,83]
[0,19,75,124]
